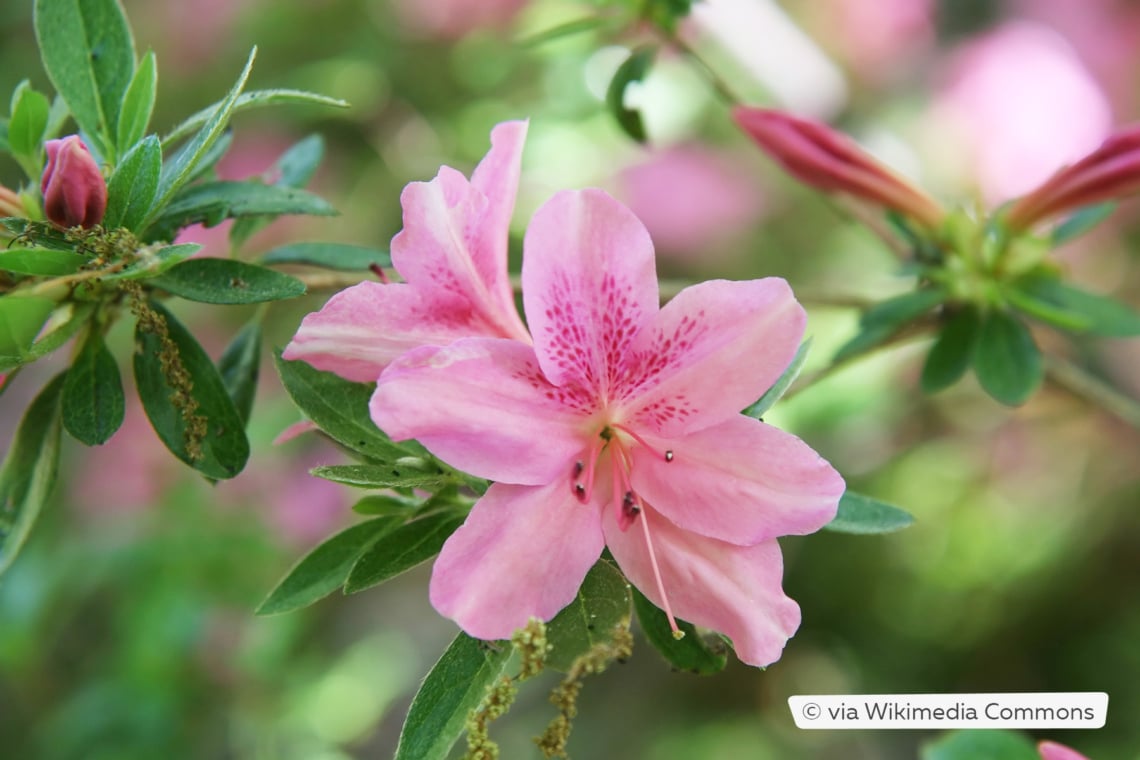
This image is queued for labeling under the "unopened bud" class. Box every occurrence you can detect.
[40,135,107,229]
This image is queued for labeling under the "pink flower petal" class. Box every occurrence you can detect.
[371,338,588,485]
[273,419,318,445]
[621,277,805,436]
[1038,741,1091,760]
[603,506,801,667]
[391,122,530,343]
[522,189,658,394]
[430,480,606,640]
[630,415,843,545]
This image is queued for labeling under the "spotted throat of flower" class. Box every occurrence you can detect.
[571,422,685,641]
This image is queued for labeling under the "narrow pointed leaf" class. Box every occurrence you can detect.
[973,310,1043,406]
[116,50,157,155]
[545,559,632,672]
[147,181,336,239]
[351,494,418,516]
[0,303,95,373]
[62,329,124,445]
[0,373,64,576]
[632,588,727,675]
[230,135,326,247]
[161,89,349,148]
[103,134,161,231]
[1051,202,1116,246]
[0,249,87,276]
[920,307,980,394]
[394,633,513,760]
[152,258,305,304]
[743,337,812,418]
[345,512,465,594]
[834,287,946,362]
[311,463,449,490]
[8,81,50,160]
[262,242,391,271]
[256,516,401,615]
[218,321,261,425]
[102,242,200,282]
[1015,275,1140,337]
[606,46,656,143]
[133,301,250,478]
[822,491,914,534]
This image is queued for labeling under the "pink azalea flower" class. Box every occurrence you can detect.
[371,188,845,667]
[283,121,531,382]
[1039,740,1091,760]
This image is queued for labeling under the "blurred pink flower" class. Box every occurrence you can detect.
[1039,740,1091,760]
[391,0,528,40]
[373,188,844,665]
[41,136,107,229]
[616,144,764,259]
[929,22,1112,204]
[805,0,934,83]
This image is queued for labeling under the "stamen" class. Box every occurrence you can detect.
[572,438,605,503]
[611,423,676,463]
[635,499,684,640]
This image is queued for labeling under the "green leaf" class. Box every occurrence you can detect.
[0,248,87,276]
[256,516,401,615]
[1005,285,1093,333]
[920,307,980,394]
[0,296,57,362]
[519,16,615,47]
[743,337,812,418]
[632,588,727,675]
[133,301,250,479]
[273,354,414,463]
[394,633,512,760]
[229,135,326,248]
[822,491,914,534]
[0,302,95,373]
[103,134,161,231]
[147,180,336,237]
[834,287,946,363]
[262,242,391,271]
[0,373,64,576]
[8,81,50,162]
[61,329,124,445]
[643,0,695,32]
[920,729,1039,760]
[0,219,76,251]
[345,512,465,594]
[311,463,449,490]
[101,242,200,282]
[218,321,261,425]
[0,118,9,153]
[161,89,349,147]
[973,310,1043,406]
[545,560,631,671]
[33,0,135,157]
[116,49,156,155]
[149,48,256,223]
[606,46,656,144]
[152,258,306,305]
[352,494,418,516]
[1051,202,1116,246]
[1014,275,1140,337]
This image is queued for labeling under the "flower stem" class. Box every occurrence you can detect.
[1045,354,1140,428]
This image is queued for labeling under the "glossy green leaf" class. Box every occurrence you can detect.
[834,287,946,363]
[0,296,57,362]
[921,729,1039,760]
[116,49,156,155]
[161,89,349,148]
[152,258,305,305]
[0,219,76,251]
[632,588,727,675]
[0,248,87,276]
[351,494,418,516]
[218,321,261,425]
[1014,275,1140,337]
[33,0,135,156]
[0,373,64,576]
[256,516,401,615]
[822,491,914,534]
[149,48,255,222]
[102,242,200,282]
[8,81,50,161]
[545,560,631,672]
[273,353,413,463]
[345,512,465,593]
[103,134,161,231]
[311,463,449,490]
[0,303,95,373]
[743,337,812,418]
[1051,202,1116,246]
[606,46,656,143]
[920,307,980,394]
[62,329,124,445]
[262,242,391,271]
[973,310,1043,406]
[148,180,336,237]
[230,135,326,247]
[394,633,512,760]
[133,301,250,478]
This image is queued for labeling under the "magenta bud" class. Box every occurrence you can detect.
[1006,125,1140,231]
[733,107,945,229]
[0,184,25,218]
[40,135,108,229]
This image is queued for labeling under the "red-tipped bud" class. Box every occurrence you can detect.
[40,135,107,229]
[1006,125,1140,231]
[0,184,25,218]
[733,107,945,229]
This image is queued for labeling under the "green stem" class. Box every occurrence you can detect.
[1045,354,1140,428]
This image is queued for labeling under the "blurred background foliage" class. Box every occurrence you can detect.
[1,0,1138,757]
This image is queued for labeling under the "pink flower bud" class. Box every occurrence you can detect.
[733,107,945,229]
[40,135,107,229]
[1038,740,1091,760]
[0,184,25,218]
[1006,124,1140,231]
